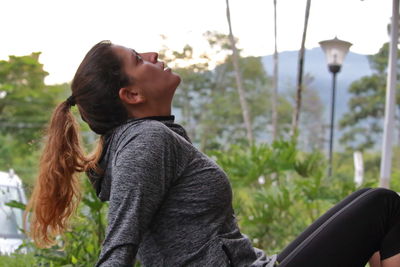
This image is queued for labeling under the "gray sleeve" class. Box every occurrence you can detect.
[95,124,177,267]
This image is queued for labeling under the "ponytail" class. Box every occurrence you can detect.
[24,100,104,248]
[24,40,128,248]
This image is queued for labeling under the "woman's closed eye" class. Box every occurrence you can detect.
[136,54,143,64]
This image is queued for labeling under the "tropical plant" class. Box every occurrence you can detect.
[8,178,108,267]
[209,139,364,253]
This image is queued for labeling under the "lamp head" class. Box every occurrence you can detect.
[319,37,352,74]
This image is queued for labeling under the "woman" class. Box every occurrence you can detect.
[25,40,400,267]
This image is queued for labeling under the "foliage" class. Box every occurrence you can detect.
[8,178,108,267]
[0,37,387,266]
[161,32,293,151]
[296,75,326,151]
[159,32,324,151]
[160,44,213,142]
[0,51,108,266]
[199,54,272,149]
[0,53,66,142]
[339,42,400,150]
[4,140,375,264]
[209,140,365,252]
[0,252,36,267]
[0,53,67,185]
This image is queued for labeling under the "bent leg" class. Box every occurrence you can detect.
[278,188,372,261]
[277,188,400,267]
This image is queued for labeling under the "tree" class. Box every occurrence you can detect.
[339,43,400,150]
[160,33,279,151]
[291,0,312,136]
[203,31,285,149]
[271,0,279,141]
[202,54,271,149]
[0,53,65,140]
[0,53,66,184]
[159,43,213,140]
[297,75,326,151]
[225,0,254,144]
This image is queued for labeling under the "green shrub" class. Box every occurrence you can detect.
[209,139,365,253]
[10,178,108,266]
[0,253,36,267]
[9,139,381,265]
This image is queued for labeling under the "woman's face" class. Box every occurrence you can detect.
[113,45,181,108]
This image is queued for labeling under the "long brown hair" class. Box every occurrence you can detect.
[24,41,132,248]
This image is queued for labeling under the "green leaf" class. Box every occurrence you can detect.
[5,200,26,210]
[71,254,78,264]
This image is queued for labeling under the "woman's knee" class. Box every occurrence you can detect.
[364,188,400,207]
[371,188,399,199]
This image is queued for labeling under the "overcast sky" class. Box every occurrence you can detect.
[0,0,393,84]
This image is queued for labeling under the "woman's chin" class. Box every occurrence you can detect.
[171,73,182,88]
[173,72,182,84]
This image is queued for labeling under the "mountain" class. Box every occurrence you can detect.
[262,47,373,121]
[262,47,374,148]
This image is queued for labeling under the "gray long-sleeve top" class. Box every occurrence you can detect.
[88,116,276,267]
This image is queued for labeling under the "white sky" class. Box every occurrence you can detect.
[0,0,393,84]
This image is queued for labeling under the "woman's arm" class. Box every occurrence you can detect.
[95,124,177,266]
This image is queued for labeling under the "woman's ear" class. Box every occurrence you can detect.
[119,87,145,105]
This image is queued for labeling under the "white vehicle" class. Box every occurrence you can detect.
[0,169,27,254]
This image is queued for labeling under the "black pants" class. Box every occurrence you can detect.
[276,188,400,267]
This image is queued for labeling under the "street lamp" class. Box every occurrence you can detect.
[319,37,352,177]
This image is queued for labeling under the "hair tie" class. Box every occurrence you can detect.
[66,95,76,107]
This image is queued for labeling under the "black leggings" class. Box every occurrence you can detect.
[276,188,400,267]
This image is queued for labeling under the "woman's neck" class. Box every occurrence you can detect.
[128,106,172,119]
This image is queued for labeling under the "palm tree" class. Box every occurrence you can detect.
[225,0,254,144]
[291,0,312,136]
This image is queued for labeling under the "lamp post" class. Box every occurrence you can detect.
[319,37,352,177]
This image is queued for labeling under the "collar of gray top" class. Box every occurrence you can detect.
[127,115,191,144]
[129,115,175,122]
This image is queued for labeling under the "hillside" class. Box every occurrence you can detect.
[262,47,373,121]
[262,48,374,148]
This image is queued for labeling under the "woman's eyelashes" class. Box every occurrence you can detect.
[136,54,143,64]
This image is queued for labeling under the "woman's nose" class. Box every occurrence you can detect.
[151,52,159,63]
[140,52,158,63]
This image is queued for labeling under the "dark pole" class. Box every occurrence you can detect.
[328,64,340,177]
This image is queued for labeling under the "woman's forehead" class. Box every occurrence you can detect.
[112,45,136,64]
[113,45,131,56]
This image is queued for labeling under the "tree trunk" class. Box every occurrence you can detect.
[291,0,311,136]
[225,0,254,144]
[379,0,399,188]
[271,0,279,142]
